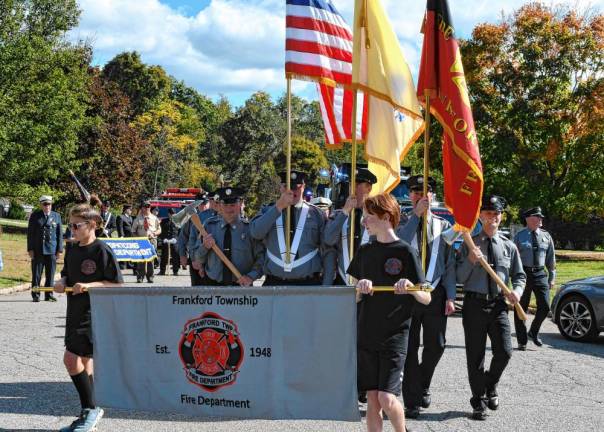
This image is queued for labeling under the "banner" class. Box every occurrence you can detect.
[100,237,157,262]
[417,0,483,231]
[351,0,424,194]
[90,286,360,421]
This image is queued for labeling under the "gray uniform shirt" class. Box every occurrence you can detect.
[194,217,264,283]
[249,203,325,281]
[457,231,526,296]
[514,228,556,284]
[323,209,369,282]
[396,211,457,300]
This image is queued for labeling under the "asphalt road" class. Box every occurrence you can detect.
[1,272,603,432]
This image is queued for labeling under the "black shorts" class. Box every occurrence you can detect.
[357,347,407,395]
[64,293,93,357]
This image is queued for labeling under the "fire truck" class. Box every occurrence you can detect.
[150,188,202,220]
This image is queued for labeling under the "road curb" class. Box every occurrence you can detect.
[0,281,31,296]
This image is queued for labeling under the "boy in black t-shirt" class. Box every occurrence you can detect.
[54,202,123,432]
[348,193,430,432]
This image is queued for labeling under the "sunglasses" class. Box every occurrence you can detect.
[69,221,90,231]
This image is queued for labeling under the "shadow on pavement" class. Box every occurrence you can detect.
[539,331,604,359]
[417,410,468,421]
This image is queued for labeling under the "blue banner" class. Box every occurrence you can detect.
[100,237,157,262]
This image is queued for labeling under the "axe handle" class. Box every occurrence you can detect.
[189,213,243,281]
[462,232,527,321]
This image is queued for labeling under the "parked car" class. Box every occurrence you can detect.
[551,276,604,342]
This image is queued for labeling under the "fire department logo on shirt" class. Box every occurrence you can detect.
[80,259,97,275]
[384,257,403,276]
[178,312,244,392]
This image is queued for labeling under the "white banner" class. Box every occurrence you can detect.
[90,286,360,421]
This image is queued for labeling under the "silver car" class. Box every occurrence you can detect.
[551,276,604,342]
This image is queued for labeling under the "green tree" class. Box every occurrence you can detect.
[0,0,90,202]
[102,51,171,116]
[461,2,604,222]
[68,70,149,205]
[218,92,283,210]
[131,99,205,196]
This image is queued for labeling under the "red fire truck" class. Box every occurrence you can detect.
[150,188,202,220]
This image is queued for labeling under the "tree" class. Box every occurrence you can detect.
[0,0,90,202]
[131,99,205,196]
[70,70,149,206]
[275,135,329,187]
[461,2,604,222]
[218,92,283,210]
[102,51,171,116]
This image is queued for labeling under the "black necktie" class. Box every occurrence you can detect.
[417,217,431,269]
[222,225,232,284]
[487,238,498,298]
[531,230,539,266]
[353,208,362,254]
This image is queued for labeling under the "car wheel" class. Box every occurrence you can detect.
[556,295,598,342]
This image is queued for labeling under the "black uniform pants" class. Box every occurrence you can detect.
[31,254,56,300]
[188,258,206,286]
[159,243,180,274]
[136,261,154,281]
[462,296,512,400]
[514,270,550,344]
[402,285,447,408]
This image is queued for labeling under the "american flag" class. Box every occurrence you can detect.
[285,0,366,147]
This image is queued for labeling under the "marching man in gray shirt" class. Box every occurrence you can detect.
[250,170,326,286]
[196,187,264,286]
[396,175,456,419]
[456,194,525,421]
[323,167,377,285]
[513,206,556,349]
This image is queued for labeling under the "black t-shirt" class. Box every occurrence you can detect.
[347,239,425,349]
[61,239,123,286]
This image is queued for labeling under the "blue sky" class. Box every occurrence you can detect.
[70,0,603,107]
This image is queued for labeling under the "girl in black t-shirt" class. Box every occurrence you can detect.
[347,193,430,432]
[54,202,123,432]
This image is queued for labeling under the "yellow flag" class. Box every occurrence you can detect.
[352,0,424,193]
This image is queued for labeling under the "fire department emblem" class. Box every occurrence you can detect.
[384,257,403,276]
[178,312,244,392]
[80,259,97,275]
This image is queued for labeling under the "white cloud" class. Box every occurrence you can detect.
[71,0,604,105]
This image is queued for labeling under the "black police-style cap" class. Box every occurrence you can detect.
[407,175,437,192]
[216,187,244,204]
[355,167,377,185]
[481,195,507,212]
[278,170,308,185]
[522,207,545,219]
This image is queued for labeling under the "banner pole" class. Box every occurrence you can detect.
[348,89,359,284]
[286,77,292,265]
[421,89,432,273]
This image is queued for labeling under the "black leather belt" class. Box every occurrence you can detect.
[524,266,544,272]
[265,273,322,283]
[464,291,503,301]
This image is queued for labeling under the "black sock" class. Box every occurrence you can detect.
[70,371,95,409]
[88,374,96,407]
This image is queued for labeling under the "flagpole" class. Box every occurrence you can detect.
[421,89,431,273]
[286,77,292,266]
[348,90,359,283]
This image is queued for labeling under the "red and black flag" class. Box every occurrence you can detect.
[417,0,483,231]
